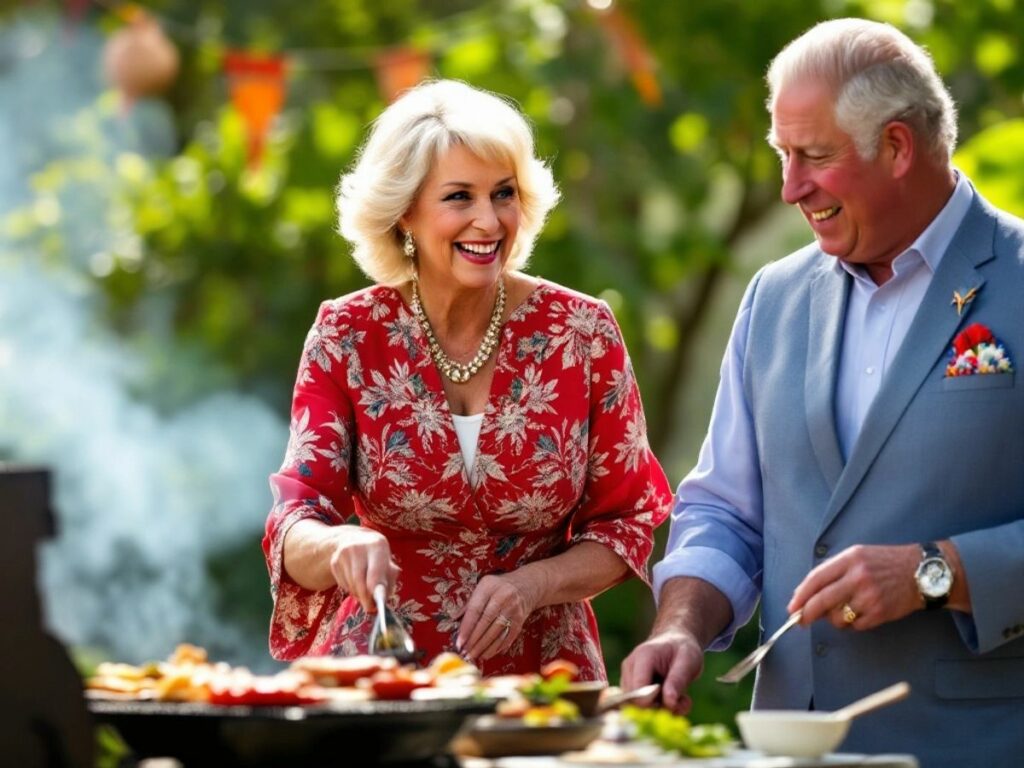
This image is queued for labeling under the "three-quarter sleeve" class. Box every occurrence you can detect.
[262,301,357,659]
[569,302,672,583]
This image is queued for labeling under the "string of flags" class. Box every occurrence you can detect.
[73,0,660,168]
[222,51,288,167]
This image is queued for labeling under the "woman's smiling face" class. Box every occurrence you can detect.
[400,143,520,291]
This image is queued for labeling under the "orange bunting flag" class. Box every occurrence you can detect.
[223,51,288,168]
[592,4,661,107]
[373,46,431,103]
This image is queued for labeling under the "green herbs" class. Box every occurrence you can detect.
[621,705,733,758]
[520,673,572,705]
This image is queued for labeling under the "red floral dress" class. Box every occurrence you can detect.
[263,281,671,680]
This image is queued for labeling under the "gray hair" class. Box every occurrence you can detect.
[767,18,957,161]
[336,79,560,286]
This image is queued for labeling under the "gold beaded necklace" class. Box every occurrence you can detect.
[411,278,506,384]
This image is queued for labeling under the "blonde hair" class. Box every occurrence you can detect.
[767,18,957,161]
[336,80,560,286]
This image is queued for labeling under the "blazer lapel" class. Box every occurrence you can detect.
[819,198,996,531]
[805,261,849,492]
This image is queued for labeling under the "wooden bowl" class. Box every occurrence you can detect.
[451,715,603,758]
[558,681,607,717]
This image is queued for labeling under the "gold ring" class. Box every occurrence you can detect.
[842,604,858,624]
[496,614,512,628]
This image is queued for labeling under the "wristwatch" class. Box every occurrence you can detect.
[915,541,954,610]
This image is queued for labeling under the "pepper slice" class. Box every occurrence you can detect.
[368,668,433,701]
[208,670,326,706]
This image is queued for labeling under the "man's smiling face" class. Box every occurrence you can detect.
[770,78,909,279]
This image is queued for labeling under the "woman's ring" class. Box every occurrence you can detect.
[496,614,512,628]
[842,603,858,624]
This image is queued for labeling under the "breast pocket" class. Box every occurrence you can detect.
[941,373,1015,391]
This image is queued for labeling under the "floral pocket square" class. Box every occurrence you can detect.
[946,322,1014,377]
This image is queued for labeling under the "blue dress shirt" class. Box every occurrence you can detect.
[653,174,974,649]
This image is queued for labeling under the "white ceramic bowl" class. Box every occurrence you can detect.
[736,710,850,758]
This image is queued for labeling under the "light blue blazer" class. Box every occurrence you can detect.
[741,193,1024,767]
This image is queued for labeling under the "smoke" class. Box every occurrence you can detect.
[1,10,286,670]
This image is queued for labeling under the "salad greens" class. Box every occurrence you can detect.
[520,673,572,705]
[621,705,733,757]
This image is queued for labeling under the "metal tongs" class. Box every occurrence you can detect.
[717,609,803,684]
[598,683,661,713]
[368,583,418,663]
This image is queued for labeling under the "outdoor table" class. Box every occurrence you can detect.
[459,752,918,767]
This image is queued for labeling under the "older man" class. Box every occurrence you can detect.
[624,18,1024,767]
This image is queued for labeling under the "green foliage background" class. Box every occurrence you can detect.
[5,0,1024,730]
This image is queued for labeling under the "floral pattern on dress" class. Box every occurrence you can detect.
[263,281,671,680]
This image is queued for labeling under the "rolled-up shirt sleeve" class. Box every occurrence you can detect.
[652,282,764,650]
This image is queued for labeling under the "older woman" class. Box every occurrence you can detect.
[263,80,670,680]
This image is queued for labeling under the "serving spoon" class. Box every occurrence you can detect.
[368,583,418,662]
[827,681,911,723]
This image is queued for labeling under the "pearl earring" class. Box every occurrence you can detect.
[403,230,416,259]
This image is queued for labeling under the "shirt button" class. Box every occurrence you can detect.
[815,642,829,657]
[815,544,829,558]
[865,366,876,375]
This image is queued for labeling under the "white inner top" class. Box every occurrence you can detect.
[451,413,484,480]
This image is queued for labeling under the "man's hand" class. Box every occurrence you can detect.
[787,541,969,630]
[621,628,704,714]
[621,577,733,714]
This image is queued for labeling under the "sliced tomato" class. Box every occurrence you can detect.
[368,668,433,701]
[208,671,326,707]
[539,659,580,682]
[209,686,325,707]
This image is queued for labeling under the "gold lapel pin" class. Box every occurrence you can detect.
[951,286,979,317]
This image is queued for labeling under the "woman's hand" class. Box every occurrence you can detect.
[451,543,629,663]
[328,526,401,613]
[454,570,544,662]
[285,519,400,613]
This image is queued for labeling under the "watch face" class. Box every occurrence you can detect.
[919,559,953,598]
